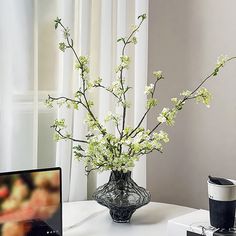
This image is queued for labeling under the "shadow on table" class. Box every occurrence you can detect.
[131,204,176,225]
[63,209,107,232]
[63,204,184,229]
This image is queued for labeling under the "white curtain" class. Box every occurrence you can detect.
[0,0,149,201]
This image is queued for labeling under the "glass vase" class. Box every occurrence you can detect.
[92,170,151,223]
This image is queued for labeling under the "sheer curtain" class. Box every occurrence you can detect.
[0,0,149,201]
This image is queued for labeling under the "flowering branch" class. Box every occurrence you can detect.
[51,119,87,145]
[128,71,163,139]
[150,55,236,135]
[53,18,107,137]
[118,14,147,140]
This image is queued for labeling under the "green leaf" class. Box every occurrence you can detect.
[73,145,83,151]
[138,14,147,20]
[117,37,125,44]
[54,17,61,23]
[54,17,61,29]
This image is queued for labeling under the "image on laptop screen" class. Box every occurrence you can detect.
[0,167,62,236]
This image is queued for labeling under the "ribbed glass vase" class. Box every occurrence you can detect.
[93,170,151,223]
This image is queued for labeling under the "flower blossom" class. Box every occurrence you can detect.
[153,71,163,79]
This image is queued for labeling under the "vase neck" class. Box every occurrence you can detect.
[110,171,131,181]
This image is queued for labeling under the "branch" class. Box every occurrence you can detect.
[120,70,127,135]
[117,17,147,155]
[119,18,145,138]
[149,56,236,135]
[83,95,106,135]
[48,95,81,104]
[53,127,88,145]
[128,144,163,160]
[121,16,145,55]
[57,21,107,136]
[58,22,83,68]
[85,165,103,176]
[116,123,122,136]
[95,84,123,102]
[128,77,160,138]
[183,56,236,101]
[139,147,163,155]
[149,122,162,135]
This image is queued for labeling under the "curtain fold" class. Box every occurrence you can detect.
[0,0,149,202]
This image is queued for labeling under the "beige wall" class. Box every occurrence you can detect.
[147,0,236,209]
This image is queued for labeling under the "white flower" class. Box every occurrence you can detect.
[180,90,191,97]
[171,97,178,103]
[144,83,154,95]
[195,87,212,108]
[59,42,66,52]
[153,71,163,79]
[157,114,166,123]
[213,55,229,76]
[131,24,138,31]
[216,55,228,68]
[63,27,70,38]
[158,130,169,143]
[153,130,169,142]
[132,36,137,44]
[79,56,89,65]
[104,112,113,122]
[157,107,177,126]
[120,55,130,67]
[162,107,169,113]
[146,98,158,109]
[116,55,131,72]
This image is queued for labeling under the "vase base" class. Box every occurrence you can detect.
[112,219,130,223]
[109,208,135,223]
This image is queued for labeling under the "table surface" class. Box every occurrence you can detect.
[63,200,196,236]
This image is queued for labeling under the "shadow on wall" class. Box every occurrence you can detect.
[147,0,236,209]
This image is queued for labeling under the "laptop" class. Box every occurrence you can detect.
[0,167,62,236]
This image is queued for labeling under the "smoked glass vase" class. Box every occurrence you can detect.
[93,171,151,223]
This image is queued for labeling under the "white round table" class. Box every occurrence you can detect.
[63,201,195,236]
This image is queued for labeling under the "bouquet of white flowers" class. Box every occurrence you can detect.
[46,14,235,174]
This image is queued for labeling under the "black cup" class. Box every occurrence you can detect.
[208,179,236,229]
[209,198,235,229]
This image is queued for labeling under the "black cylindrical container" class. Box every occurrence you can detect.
[208,178,236,229]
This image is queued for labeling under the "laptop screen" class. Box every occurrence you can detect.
[0,167,62,236]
